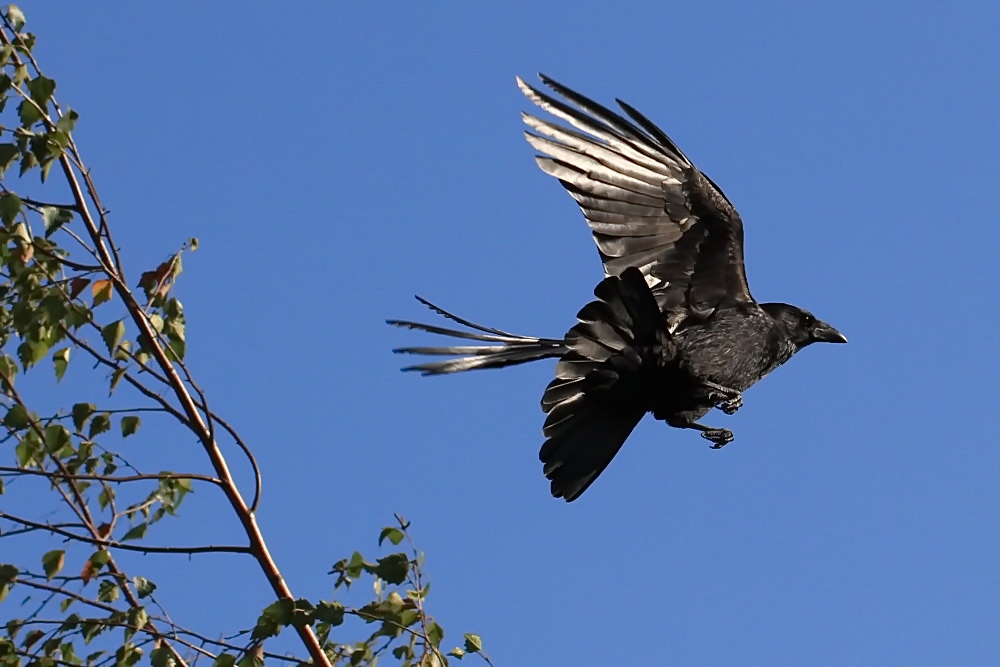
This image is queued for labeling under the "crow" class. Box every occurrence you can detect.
[388,74,846,502]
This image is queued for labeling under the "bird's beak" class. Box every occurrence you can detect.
[812,320,847,344]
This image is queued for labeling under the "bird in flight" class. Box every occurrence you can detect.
[389,74,846,502]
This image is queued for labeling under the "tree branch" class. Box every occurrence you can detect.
[0,466,223,487]
[0,513,252,555]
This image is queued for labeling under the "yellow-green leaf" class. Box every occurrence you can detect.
[52,346,69,381]
[100,319,125,353]
[41,549,64,580]
[120,415,140,438]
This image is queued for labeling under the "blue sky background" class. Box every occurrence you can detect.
[4,2,1000,665]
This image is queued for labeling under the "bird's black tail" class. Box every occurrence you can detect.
[540,267,672,501]
[389,267,671,502]
[387,297,566,375]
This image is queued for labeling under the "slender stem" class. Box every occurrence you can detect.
[0,466,223,487]
[0,514,252,555]
[50,54,332,667]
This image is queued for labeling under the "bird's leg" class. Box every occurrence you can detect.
[700,379,743,415]
[664,415,735,449]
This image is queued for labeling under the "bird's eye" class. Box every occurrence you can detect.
[803,314,816,327]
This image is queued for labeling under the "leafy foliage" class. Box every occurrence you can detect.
[0,7,488,667]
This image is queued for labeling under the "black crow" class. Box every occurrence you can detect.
[389,75,846,501]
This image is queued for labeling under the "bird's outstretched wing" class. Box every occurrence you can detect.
[518,74,754,321]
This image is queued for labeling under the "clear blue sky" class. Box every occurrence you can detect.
[6,2,1000,665]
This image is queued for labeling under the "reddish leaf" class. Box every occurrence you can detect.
[138,258,175,300]
[23,629,44,650]
[91,279,113,306]
[80,559,95,584]
[69,276,90,298]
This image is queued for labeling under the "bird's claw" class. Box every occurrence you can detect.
[720,394,742,415]
[708,390,743,415]
[702,428,734,449]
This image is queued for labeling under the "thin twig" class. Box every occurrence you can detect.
[0,466,223,487]
[0,513,252,555]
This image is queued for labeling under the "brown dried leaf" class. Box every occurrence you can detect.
[69,276,90,298]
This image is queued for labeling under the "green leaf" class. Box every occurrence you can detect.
[261,599,294,624]
[109,367,126,393]
[0,192,21,224]
[463,633,483,653]
[88,412,110,437]
[133,576,156,598]
[97,580,119,603]
[89,549,110,566]
[17,98,40,127]
[213,655,237,667]
[17,339,48,369]
[251,599,291,641]
[44,424,70,453]
[7,6,26,31]
[312,601,345,626]
[15,432,39,466]
[120,415,140,437]
[41,549,64,580]
[373,553,409,585]
[41,206,72,237]
[0,563,19,583]
[52,346,69,380]
[11,63,26,85]
[25,75,54,106]
[18,148,37,175]
[100,319,125,353]
[0,355,18,383]
[379,526,405,546]
[0,143,18,175]
[167,335,185,361]
[149,646,172,667]
[115,642,143,666]
[71,402,94,431]
[127,606,148,632]
[448,648,466,659]
[426,621,444,647]
[55,108,78,133]
[11,219,30,243]
[121,523,147,541]
[40,152,57,181]
[346,551,368,578]
[3,404,29,428]
[14,32,34,54]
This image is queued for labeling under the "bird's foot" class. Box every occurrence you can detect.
[708,390,743,415]
[701,428,734,449]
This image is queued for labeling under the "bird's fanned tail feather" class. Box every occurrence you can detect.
[387,298,565,375]
[540,267,672,501]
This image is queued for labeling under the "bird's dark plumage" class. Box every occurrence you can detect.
[389,75,846,501]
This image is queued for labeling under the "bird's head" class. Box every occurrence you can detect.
[761,303,847,350]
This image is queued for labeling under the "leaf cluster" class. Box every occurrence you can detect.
[0,7,488,667]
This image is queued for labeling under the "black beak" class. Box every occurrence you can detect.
[812,320,847,344]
